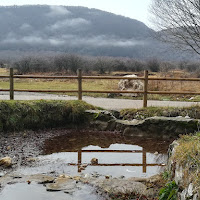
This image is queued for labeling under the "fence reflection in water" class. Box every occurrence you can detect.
[68,149,166,173]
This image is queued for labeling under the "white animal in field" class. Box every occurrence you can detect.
[118,74,144,97]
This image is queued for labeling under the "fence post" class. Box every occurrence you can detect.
[10,68,14,100]
[77,69,82,100]
[143,70,148,108]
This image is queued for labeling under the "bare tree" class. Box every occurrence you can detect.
[150,0,200,55]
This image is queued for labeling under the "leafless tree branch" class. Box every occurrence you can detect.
[150,0,200,55]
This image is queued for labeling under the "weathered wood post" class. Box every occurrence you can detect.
[10,68,14,100]
[77,68,82,100]
[143,70,148,108]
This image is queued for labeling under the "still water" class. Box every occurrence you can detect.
[0,183,101,200]
[1,131,175,200]
[16,131,173,178]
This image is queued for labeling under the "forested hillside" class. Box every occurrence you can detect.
[0,5,197,61]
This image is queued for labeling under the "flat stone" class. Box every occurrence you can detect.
[46,177,76,192]
[114,116,199,137]
[28,174,55,184]
[91,179,147,196]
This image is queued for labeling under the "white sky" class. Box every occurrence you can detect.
[0,0,152,26]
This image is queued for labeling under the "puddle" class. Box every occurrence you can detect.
[0,130,175,200]
[0,183,102,200]
[15,131,174,178]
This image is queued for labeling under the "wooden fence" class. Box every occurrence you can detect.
[1,68,200,107]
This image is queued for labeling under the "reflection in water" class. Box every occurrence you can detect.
[74,149,164,173]
[16,131,173,178]
[42,131,174,155]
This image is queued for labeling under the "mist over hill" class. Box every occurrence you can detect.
[0,5,197,61]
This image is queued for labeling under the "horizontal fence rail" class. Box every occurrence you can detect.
[69,149,164,173]
[1,68,200,107]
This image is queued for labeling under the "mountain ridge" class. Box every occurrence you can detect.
[0,5,197,61]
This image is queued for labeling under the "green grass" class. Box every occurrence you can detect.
[0,100,96,132]
[120,105,200,120]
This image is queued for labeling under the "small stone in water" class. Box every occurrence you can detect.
[91,158,98,165]
[105,175,111,179]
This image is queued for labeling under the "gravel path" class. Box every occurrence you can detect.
[0,91,199,110]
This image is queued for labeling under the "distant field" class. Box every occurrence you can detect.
[0,68,9,75]
[1,68,200,101]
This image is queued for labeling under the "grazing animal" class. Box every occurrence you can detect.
[118,74,144,97]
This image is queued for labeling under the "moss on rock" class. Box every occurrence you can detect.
[0,100,95,132]
[120,105,200,120]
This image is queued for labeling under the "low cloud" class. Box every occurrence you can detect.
[61,34,145,47]
[46,6,71,17]
[2,35,65,46]
[2,33,145,48]
[49,18,91,30]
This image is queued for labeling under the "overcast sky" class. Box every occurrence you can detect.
[0,0,152,26]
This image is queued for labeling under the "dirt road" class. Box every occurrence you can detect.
[0,91,199,110]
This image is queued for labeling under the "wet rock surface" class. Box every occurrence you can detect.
[87,110,199,137]
[0,173,163,200]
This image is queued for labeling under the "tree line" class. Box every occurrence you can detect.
[1,54,200,75]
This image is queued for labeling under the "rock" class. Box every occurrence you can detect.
[180,189,187,200]
[174,164,183,185]
[6,146,11,151]
[0,157,12,167]
[110,110,121,119]
[0,171,6,177]
[26,157,37,162]
[193,193,199,200]
[105,175,111,179]
[91,121,108,131]
[154,151,159,155]
[28,174,55,184]
[92,179,148,198]
[73,176,81,181]
[118,74,144,97]
[167,140,200,200]
[91,158,98,165]
[46,177,76,192]
[119,117,199,137]
[187,183,193,197]
[87,110,199,136]
[59,174,71,179]
[85,110,116,122]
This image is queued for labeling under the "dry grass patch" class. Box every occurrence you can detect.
[171,133,200,188]
[1,69,200,100]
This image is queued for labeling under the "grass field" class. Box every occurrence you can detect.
[1,68,200,101]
